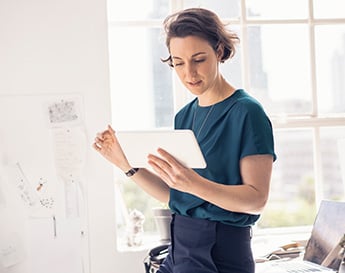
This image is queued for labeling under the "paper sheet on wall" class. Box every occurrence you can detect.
[46,98,84,128]
[48,96,87,219]
[51,127,86,218]
[52,127,86,179]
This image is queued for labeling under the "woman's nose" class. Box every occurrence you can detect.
[185,64,197,78]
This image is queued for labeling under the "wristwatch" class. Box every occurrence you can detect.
[125,168,139,177]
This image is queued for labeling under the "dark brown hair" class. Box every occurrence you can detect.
[162,8,240,67]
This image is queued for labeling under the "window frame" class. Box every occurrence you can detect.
[107,0,345,250]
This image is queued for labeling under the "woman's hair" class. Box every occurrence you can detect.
[162,8,240,67]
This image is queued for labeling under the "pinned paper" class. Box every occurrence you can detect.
[51,127,86,218]
[52,127,86,175]
[46,97,83,128]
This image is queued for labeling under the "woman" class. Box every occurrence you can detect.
[94,8,276,273]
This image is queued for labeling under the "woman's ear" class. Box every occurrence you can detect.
[216,43,224,62]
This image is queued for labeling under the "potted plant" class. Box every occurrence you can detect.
[152,205,172,243]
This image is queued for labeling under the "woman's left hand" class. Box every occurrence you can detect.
[147,148,199,193]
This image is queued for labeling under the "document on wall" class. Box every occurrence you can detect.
[46,97,84,128]
[47,96,87,219]
[52,127,87,178]
[51,126,87,218]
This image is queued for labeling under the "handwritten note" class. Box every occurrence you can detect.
[52,127,86,175]
[51,127,86,218]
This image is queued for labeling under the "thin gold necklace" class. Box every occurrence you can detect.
[192,104,215,138]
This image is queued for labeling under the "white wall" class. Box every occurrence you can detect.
[0,0,145,272]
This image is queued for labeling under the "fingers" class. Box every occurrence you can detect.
[156,148,180,167]
[92,142,101,151]
[108,124,115,134]
[93,125,115,151]
[148,156,172,186]
[148,153,172,170]
[96,127,115,141]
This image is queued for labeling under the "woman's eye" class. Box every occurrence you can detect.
[174,63,183,67]
[194,59,205,63]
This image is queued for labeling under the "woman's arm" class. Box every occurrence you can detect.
[93,125,170,203]
[192,154,273,214]
[148,148,273,215]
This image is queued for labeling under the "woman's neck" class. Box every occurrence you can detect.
[197,77,236,106]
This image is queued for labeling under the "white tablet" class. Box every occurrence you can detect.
[116,129,207,169]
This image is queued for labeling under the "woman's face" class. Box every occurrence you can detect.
[169,35,222,98]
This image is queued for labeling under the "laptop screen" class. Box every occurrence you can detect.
[303,200,345,270]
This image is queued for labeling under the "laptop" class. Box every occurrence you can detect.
[257,200,345,273]
[116,129,207,169]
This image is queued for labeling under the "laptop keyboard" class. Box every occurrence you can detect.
[272,261,332,272]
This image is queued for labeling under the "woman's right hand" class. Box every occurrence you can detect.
[93,125,131,171]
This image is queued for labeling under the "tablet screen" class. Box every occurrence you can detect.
[116,129,206,169]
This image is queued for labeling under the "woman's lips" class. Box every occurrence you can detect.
[187,80,202,87]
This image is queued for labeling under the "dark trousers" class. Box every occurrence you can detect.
[158,214,254,273]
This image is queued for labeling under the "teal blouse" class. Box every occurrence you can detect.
[170,89,276,227]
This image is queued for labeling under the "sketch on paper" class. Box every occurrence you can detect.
[4,163,56,217]
[46,97,83,127]
[36,177,55,211]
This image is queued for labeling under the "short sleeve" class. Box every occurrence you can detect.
[239,100,277,161]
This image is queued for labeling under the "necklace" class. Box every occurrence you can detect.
[192,104,215,138]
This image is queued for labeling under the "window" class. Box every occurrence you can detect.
[107,0,345,249]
